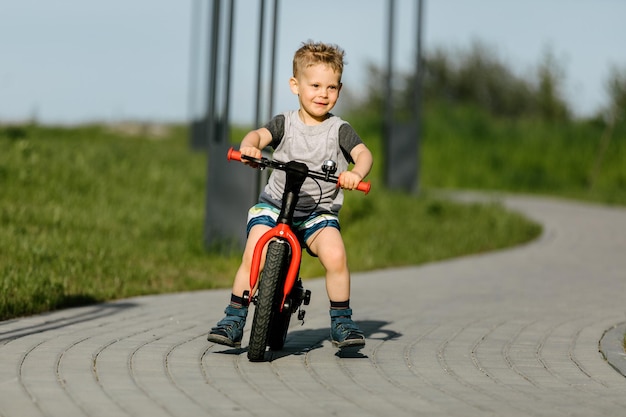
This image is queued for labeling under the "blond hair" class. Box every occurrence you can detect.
[292,41,345,79]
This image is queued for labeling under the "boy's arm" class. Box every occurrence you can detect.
[350,143,373,180]
[239,127,274,160]
[339,143,373,190]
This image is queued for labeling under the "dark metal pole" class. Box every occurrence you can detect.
[203,0,257,251]
[414,0,423,120]
[385,0,394,121]
[253,0,269,197]
[267,0,280,119]
[254,0,266,128]
[222,0,235,142]
[206,0,221,144]
[384,0,395,186]
[188,0,205,149]
[188,0,201,124]
[414,0,424,194]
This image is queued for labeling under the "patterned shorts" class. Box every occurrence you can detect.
[246,203,340,248]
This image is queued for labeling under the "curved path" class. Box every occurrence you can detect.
[1,194,626,417]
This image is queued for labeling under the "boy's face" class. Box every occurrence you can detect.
[290,64,342,124]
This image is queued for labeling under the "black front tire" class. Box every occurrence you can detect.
[247,241,288,361]
[268,310,291,351]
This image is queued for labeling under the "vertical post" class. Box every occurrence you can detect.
[203,0,257,251]
[413,0,424,195]
[253,0,267,198]
[222,0,235,143]
[382,0,420,194]
[206,0,220,145]
[254,0,266,128]
[383,0,395,188]
[187,0,202,144]
[267,0,280,120]
[253,0,280,197]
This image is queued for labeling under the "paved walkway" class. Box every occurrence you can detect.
[1,194,625,417]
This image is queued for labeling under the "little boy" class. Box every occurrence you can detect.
[207,40,373,349]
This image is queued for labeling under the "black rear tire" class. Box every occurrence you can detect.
[247,241,288,361]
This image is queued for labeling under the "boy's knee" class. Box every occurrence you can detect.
[320,249,347,271]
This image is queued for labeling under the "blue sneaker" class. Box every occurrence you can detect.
[330,309,365,348]
[207,306,248,347]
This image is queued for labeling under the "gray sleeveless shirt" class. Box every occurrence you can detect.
[260,110,362,217]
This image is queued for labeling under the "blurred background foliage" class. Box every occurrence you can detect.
[345,41,626,203]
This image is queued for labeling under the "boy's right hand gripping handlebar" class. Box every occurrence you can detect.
[227,147,371,194]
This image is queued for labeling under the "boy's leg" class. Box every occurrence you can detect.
[207,224,271,347]
[306,227,350,301]
[232,224,272,296]
[307,227,365,348]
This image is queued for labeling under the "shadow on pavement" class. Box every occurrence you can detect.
[210,320,402,362]
[0,301,138,342]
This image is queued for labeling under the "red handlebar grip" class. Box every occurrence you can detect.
[357,181,371,194]
[227,147,241,161]
[335,176,372,194]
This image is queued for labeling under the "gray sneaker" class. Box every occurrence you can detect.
[329,308,365,348]
[207,305,248,347]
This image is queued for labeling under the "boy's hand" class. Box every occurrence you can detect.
[239,146,262,166]
[338,171,363,190]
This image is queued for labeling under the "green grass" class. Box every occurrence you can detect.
[0,122,542,320]
[417,103,626,204]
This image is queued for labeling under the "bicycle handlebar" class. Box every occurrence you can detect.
[227,147,371,194]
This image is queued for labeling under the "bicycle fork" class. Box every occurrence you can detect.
[248,161,311,313]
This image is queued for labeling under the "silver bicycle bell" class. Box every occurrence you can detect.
[322,159,337,180]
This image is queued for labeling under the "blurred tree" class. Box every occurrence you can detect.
[351,41,573,123]
[588,65,626,190]
[535,48,570,122]
[605,65,626,124]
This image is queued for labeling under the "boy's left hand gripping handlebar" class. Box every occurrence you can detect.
[227,147,371,194]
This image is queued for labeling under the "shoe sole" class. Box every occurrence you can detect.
[332,338,366,349]
[207,333,241,348]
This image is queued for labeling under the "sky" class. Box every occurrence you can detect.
[1,0,625,125]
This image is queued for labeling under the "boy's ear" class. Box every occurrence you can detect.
[289,77,299,95]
